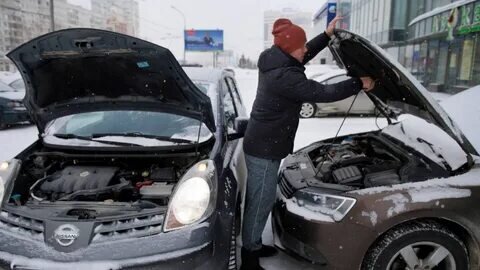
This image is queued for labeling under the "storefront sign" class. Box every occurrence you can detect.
[431,3,480,36]
[458,4,480,34]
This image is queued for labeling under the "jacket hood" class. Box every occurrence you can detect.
[257,46,304,73]
[6,28,215,133]
[328,29,477,160]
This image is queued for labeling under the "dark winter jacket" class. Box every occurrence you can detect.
[243,33,363,160]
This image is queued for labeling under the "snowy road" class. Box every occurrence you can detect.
[0,68,388,269]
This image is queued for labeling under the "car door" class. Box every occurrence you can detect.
[220,76,247,212]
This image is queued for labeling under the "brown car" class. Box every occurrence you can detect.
[273,30,479,270]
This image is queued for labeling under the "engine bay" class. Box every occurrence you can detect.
[10,150,203,208]
[280,133,449,197]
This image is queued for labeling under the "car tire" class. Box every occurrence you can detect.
[362,220,469,270]
[299,103,316,118]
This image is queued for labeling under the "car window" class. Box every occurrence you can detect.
[226,77,245,116]
[324,75,349,85]
[225,77,242,105]
[221,79,238,132]
[193,81,210,95]
[44,111,213,147]
[192,80,219,124]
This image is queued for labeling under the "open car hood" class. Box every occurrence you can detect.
[328,30,477,160]
[7,28,215,132]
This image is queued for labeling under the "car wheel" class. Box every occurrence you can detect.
[362,221,468,270]
[299,103,316,118]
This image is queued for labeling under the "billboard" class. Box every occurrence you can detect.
[327,2,337,26]
[185,29,224,51]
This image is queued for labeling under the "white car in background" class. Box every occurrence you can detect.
[299,69,376,118]
[0,71,25,91]
[299,69,453,118]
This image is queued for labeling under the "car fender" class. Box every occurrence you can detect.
[349,190,480,263]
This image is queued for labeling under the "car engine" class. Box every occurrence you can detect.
[28,164,177,205]
[11,152,199,207]
[280,133,450,197]
[311,137,404,187]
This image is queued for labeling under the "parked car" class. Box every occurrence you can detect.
[0,29,248,269]
[0,80,29,129]
[299,69,376,118]
[273,30,479,270]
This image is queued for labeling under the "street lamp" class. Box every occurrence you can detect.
[171,5,186,63]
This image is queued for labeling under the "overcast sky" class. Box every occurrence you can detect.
[68,0,327,61]
[137,0,327,60]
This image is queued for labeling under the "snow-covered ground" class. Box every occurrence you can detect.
[0,124,37,161]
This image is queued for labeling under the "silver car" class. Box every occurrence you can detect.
[299,69,376,118]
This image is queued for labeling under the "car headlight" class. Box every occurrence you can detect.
[0,159,20,204]
[164,160,217,232]
[287,188,356,222]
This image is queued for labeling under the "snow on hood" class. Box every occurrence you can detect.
[441,85,480,153]
[382,114,468,171]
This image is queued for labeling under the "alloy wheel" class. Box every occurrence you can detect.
[299,103,316,118]
[387,241,456,270]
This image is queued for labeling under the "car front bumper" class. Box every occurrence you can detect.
[0,212,234,270]
[0,241,216,270]
[272,200,376,270]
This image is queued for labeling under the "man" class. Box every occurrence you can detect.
[240,17,375,270]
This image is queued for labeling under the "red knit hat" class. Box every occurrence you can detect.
[272,18,307,54]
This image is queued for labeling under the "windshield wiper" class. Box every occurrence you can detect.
[52,133,143,147]
[90,132,195,144]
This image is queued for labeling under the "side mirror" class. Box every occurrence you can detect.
[227,117,249,141]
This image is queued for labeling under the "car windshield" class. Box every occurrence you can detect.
[43,110,213,147]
